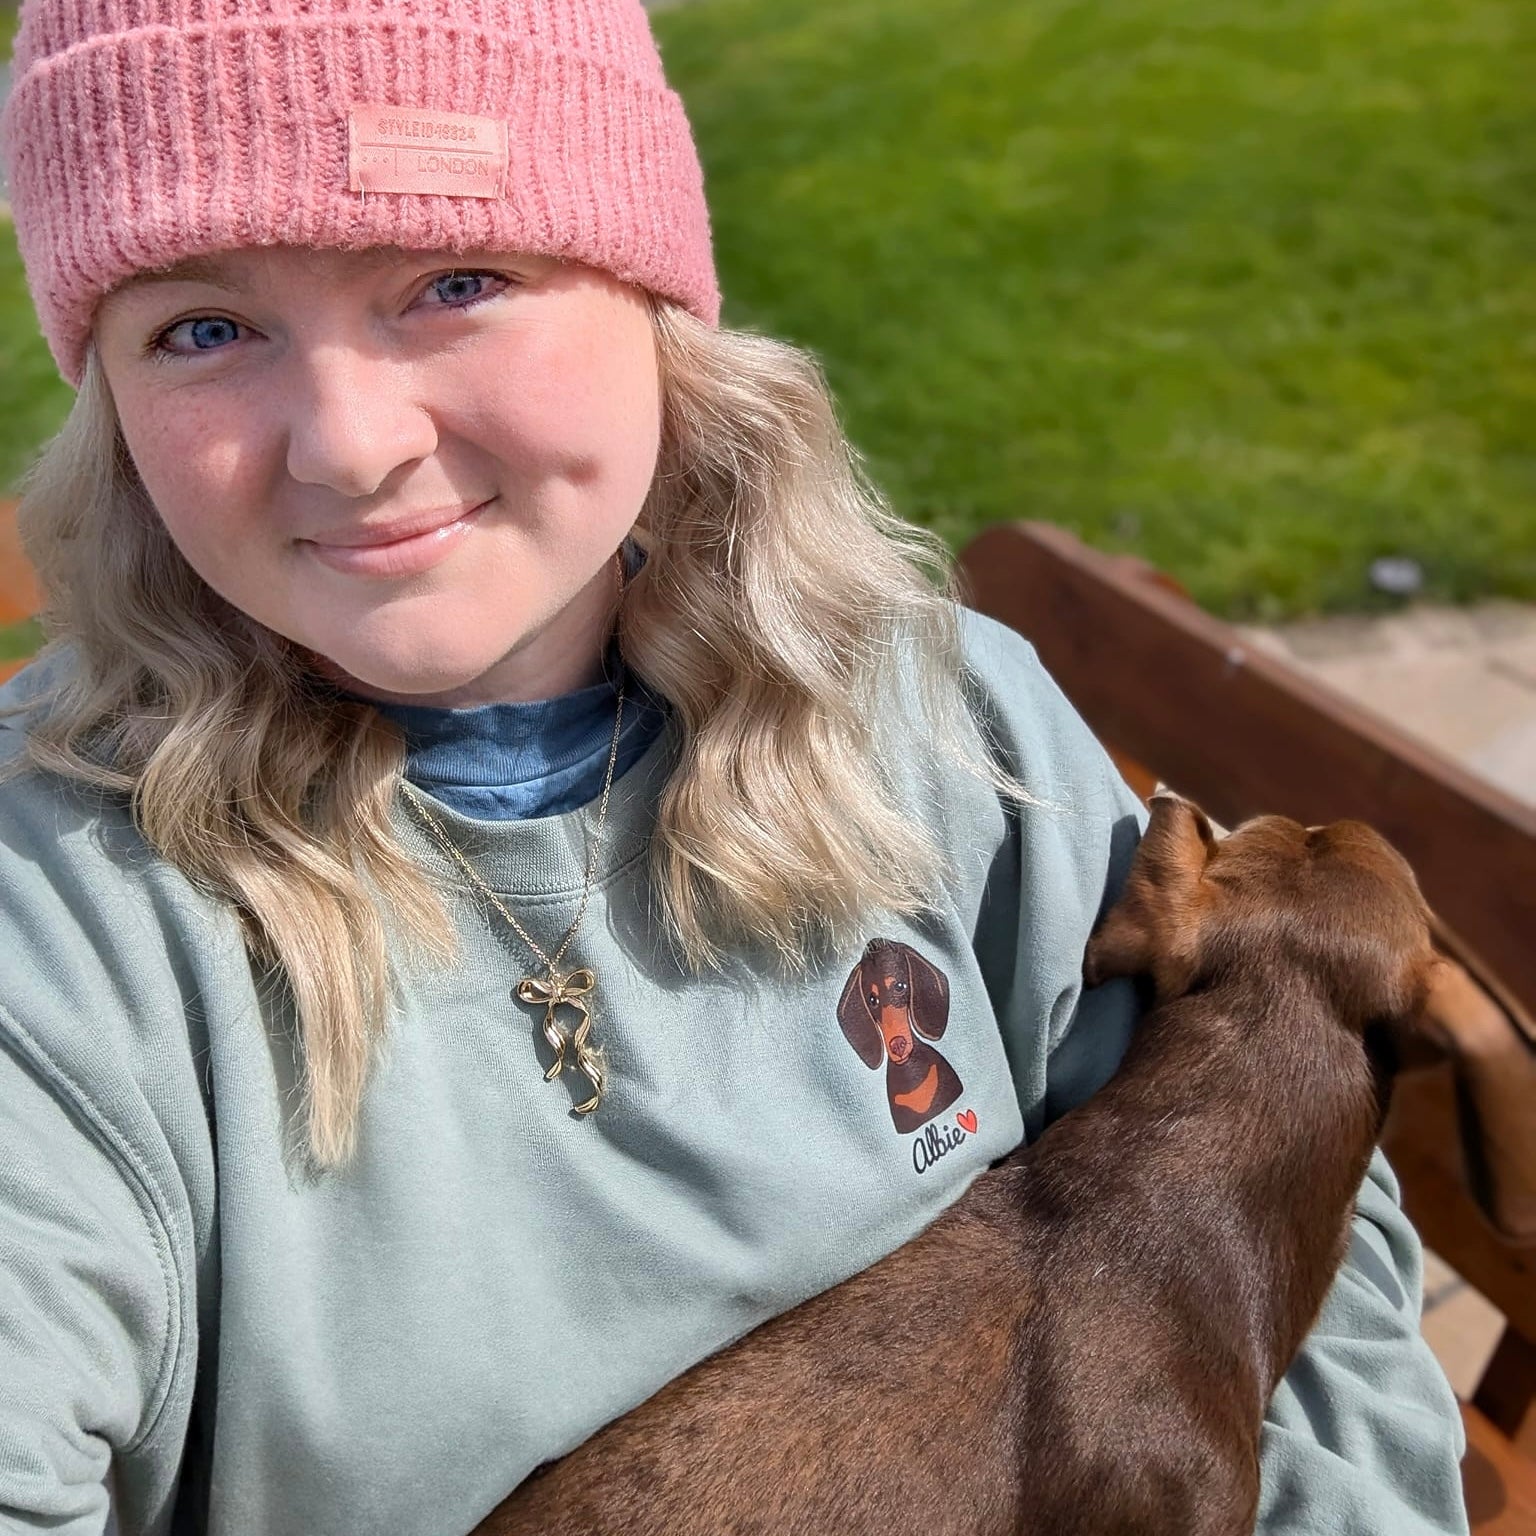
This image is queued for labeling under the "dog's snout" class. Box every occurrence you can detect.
[888,1035,912,1063]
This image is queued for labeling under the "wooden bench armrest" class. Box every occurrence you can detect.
[957,521,1536,1020]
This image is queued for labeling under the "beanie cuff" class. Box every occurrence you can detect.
[1,15,720,383]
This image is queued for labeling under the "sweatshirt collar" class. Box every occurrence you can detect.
[367,668,668,822]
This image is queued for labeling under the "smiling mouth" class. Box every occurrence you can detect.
[304,500,493,550]
[301,500,492,578]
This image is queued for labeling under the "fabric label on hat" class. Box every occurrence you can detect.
[348,106,508,199]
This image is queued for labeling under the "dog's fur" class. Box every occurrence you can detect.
[474,799,1440,1536]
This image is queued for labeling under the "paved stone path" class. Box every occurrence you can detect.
[1244,602,1536,810]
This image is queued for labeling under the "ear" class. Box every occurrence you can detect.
[1406,955,1476,1054]
[1138,795,1219,886]
[837,960,886,1069]
[1384,953,1455,1068]
[1082,902,1156,989]
[1083,796,1214,995]
[904,946,952,1040]
[1329,916,1449,1048]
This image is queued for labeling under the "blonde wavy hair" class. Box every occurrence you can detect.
[3,300,993,1167]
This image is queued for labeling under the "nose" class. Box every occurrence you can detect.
[284,345,439,497]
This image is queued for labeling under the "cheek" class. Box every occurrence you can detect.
[576,308,662,479]
[477,302,659,498]
[115,396,261,557]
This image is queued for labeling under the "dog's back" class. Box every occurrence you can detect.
[476,802,1439,1536]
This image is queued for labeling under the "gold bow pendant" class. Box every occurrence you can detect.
[516,968,605,1114]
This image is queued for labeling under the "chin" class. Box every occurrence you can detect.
[315,645,509,705]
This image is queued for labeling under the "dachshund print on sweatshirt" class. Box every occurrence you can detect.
[837,939,964,1133]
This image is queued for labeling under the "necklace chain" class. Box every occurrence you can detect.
[397,557,629,1115]
[400,678,626,975]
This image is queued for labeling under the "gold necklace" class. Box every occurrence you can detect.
[399,571,629,1115]
[401,680,624,1115]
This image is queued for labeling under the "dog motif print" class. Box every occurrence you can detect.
[837,938,964,1133]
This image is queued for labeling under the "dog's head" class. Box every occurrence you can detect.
[837,939,952,1068]
[1083,796,1442,1034]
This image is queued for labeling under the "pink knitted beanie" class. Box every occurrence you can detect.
[0,0,721,385]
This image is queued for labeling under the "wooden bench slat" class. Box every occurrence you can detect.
[958,521,1536,1042]
[1476,1329,1536,1459]
[1382,1070,1536,1348]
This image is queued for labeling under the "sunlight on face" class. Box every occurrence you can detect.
[93,246,662,706]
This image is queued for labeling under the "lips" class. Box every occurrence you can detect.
[301,499,492,578]
[304,501,490,549]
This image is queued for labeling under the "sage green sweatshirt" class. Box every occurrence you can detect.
[0,612,1468,1535]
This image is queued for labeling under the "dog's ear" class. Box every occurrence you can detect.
[1394,954,1461,1063]
[1082,903,1156,990]
[1138,794,1219,885]
[1295,827,1443,1035]
[904,945,952,1041]
[1411,952,1536,1241]
[1348,936,1448,1040]
[1083,796,1214,996]
[837,958,886,1068]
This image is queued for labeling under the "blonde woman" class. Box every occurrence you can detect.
[0,2,1465,1533]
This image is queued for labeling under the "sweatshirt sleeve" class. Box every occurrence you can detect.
[0,1030,174,1534]
[1253,1149,1470,1534]
[961,612,1469,1536]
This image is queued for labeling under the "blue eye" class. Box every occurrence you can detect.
[432,272,486,304]
[188,317,239,349]
[155,315,242,355]
[425,270,510,309]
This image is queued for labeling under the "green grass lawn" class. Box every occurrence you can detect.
[653,0,1536,617]
[0,0,1531,624]
[0,223,72,494]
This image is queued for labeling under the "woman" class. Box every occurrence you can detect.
[0,1,1466,1531]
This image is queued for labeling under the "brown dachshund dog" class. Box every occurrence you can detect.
[838,937,965,1131]
[475,798,1440,1536]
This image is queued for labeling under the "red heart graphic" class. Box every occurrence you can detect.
[957,1109,978,1135]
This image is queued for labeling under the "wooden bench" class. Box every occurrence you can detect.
[959,520,1536,1533]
